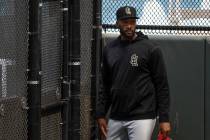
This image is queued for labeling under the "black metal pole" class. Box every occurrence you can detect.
[28,0,41,140]
[61,0,70,140]
[102,24,210,31]
[41,101,66,116]
[68,0,73,139]
[92,0,102,139]
[69,0,81,139]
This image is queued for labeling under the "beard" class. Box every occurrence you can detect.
[120,28,136,40]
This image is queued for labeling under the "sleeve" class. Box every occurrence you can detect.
[149,47,170,123]
[96,48,112,119]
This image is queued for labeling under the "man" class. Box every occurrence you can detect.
[96,6,171,140]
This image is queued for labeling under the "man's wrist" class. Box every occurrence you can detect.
[159,113,170,123]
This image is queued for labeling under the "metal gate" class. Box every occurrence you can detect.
[40,1,63,140]
[27,0,68,140]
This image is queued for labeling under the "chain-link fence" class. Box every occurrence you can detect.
[80,0,93,139]
[40,1,63,140]
[0,0,29,139]
[0,97,28,140]
[102,0,210,35]
[1,0,100,139]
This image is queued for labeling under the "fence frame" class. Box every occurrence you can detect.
[92,0,102,139]
[68,0,81,139]
[27,0,102,139]
[28,0,70,140]
[28,0,42,139]
[61,0,70,140]
[102,24,210,31]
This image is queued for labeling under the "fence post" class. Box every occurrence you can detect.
[28,0,41,140]
[62,0,70,140]
[92,0,102,139]
[69,0,81,139]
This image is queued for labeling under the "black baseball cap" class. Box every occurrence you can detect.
[116,6,139,20]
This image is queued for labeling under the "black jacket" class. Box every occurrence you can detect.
[96,32,170,122]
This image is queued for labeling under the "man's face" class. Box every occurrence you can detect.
[117,19,136,40]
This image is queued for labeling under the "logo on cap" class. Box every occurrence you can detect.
[125,7,132,15]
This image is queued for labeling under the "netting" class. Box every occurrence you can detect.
[0,0,28,98]
[41,112,62,140]
[0,0,28,139]
[40,1,63,139]
[41,0,63,105]
[80,0,93,139]
[102,0,210,35]
[0,97,28,140]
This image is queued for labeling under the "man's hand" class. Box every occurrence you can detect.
[159,122,171,139]
[97,118,108,139]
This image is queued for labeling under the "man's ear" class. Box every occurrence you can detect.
[116,21,119,28]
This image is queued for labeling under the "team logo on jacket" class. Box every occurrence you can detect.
[130,54,138,67]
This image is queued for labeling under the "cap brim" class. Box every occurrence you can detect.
[117,16,139,20]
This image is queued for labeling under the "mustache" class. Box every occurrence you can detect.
[124,30,135,34]
[124,29,134,32]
